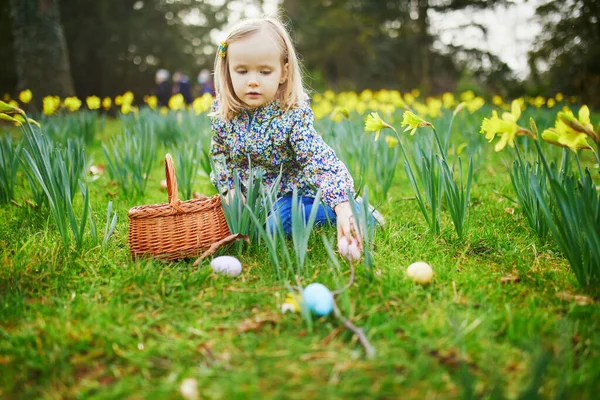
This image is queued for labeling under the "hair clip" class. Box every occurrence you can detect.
[218,41,227,58]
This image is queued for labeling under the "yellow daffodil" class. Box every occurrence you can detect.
[401,110,432,136]
[555,93,564,102]
[355,101,367,115]
[331,106,350,122]
[43,96,60,115]
[313,100,333,119]
[542,106,599,148]
[359,89,373,102]
[86,96,101,110]
[375,90,391,104]
[0,100,24,115]
[121,103,132,114]
[541,128,591,151]
[385,135,399,148]
[114,95,123,106]
[281,293,301,313]
[413,102,429,118]
[13,114,41,128]
[367,99,379,112]
[442,92,455,109]
[19,89,32,104]
[123,91,134,105]
[466,96,485,113]
[532,96,545,108]
[404,93,415,106]
[558,106,598,140]
[390,91,406,108]
[460,90,475,102]
[102,97,112,110]
[411,88,420,98]
[63,96,82,112]
[312,93,323,103]
[426,98,442,118]
[324,90,335,101]
[2,93,9,101]
[380,103,395,118]
[145,95,158,110]
[547,98,556,108]
[159,106,169,115]
[492,95,503,107]
[8,100,19,109]
[365,111,396,140]
[192,93,213,115]
[168,94,185,111]
[480,100,528,151]
[0,113,22,125]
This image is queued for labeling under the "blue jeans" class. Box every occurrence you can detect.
[266,195,337,235]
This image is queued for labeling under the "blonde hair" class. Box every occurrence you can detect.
[213,16,306,120]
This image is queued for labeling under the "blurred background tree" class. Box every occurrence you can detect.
[9,0,76,100]
[283,0,516,96]
[0,0,599,106]
[58,0,228,99]
[528,0,600,107]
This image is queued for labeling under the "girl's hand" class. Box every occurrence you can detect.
[334,201,362,249]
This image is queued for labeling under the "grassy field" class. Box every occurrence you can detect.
[1,105,600,399]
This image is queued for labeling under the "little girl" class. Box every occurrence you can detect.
[209,16,361,248]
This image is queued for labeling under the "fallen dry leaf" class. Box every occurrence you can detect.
[556,292,594,305]
[500,275,521,284]
[321,327,343,345]
[300,351,339,361]
[504,207,515,215]
[237,314,280,333]
[429,348,477,370]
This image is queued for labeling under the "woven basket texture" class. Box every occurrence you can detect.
[128,154,230,260]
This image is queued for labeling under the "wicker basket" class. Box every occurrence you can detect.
[128,154,231,261]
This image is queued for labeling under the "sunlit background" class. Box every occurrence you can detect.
[1,0,598,106]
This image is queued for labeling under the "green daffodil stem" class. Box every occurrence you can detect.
[389,127,411,163]
[431,127,446,160]
[593,143,600,166]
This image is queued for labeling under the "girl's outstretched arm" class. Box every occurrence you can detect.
[289,103,361,244]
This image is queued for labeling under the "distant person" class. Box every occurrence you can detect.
[172,71,193,104]
[197,68,215,96]
[154,69,172,107]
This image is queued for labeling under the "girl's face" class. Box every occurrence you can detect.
[227,29,288,109]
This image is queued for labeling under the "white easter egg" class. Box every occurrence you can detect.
[406,261,433,285]
[210,256,242,276]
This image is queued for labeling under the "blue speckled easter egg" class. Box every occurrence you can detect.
[302,283,334,316]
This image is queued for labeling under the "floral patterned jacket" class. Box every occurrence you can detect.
[209,99,354,210]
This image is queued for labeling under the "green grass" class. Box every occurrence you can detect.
[1,114,600,399]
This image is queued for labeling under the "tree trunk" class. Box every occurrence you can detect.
[9,0,75,101]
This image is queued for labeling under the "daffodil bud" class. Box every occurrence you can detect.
[0,100,24,115]
[558,110,596,138]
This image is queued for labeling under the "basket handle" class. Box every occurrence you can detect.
[165,153,180,206]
